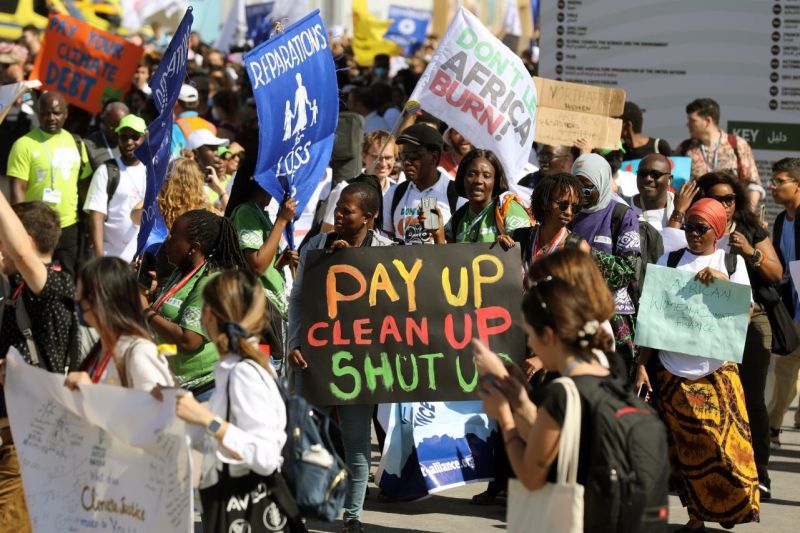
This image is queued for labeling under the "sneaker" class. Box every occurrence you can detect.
[342,519,365,533]
[770,428,781,449]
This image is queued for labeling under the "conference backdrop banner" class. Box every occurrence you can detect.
[539,0,800,221]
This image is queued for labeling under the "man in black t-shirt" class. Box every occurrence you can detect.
[621,101,672,161]
[0,195,79,530]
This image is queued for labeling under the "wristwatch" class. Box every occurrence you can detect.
[205,416,223,436]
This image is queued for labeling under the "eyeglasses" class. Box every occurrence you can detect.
[770,177,795,187]
[399,150,426,162]
[554,200,581,213]
[637,168,671,180]
[367,153,395,162]
[709,194,736,206]
[681,223,713,236]
[581,183,597,197]
[119,133,143,142]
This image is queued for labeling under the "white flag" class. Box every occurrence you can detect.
[406,8,537,177]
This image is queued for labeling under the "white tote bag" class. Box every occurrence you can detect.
[506,377,584,533]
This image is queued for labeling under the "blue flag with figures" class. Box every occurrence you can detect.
[244,10,338,249]
[384,5,431,56]
[135,8,193,255]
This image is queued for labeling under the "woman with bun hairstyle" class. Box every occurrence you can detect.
[638,198,760,531]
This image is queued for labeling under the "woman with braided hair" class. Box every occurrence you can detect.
[142,209,249,400]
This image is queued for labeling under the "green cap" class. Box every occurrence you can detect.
[218,146,231,156]
[115,114,147,135]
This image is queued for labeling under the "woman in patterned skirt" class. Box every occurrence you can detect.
[637,198,760,531]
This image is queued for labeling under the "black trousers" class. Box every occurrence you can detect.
[738,309,771,483]
[53,223,79,279]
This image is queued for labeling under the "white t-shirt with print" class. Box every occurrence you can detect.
[656,248,751,380]
[84,157,146,262]
[382,169,467,244]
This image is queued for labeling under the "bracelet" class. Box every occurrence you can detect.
[505,435,526,448]
[669,210,685,224]
[749,248,763,267]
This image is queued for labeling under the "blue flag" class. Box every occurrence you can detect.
[135,8,193,256]
[244,10,338,249]
[384,5,431,56]
[246,2,275,45]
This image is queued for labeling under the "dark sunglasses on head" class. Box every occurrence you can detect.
[555,200,581,213]
[681,223,713,236]
[637,168,671,180]
[709,194,736,206]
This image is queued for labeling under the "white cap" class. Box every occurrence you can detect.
[178,84,199,104]
[186,129,230,151]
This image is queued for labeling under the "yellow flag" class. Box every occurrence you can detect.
[352,0,402,66]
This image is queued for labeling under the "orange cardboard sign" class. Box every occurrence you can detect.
[30,14,143,114]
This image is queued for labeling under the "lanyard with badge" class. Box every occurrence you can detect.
[37,129,66,206]
[700,133,722,173]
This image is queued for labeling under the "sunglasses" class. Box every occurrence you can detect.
[555,200,581,213]
[681,223,713,236]
[119,133,143,142]
[709,194,736,206]
[637,168,671,180]
[399,150,427,162]
[581,183,596,197]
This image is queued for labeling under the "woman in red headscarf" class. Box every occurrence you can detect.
[637,198,760,531]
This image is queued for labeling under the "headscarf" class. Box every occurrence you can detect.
[572,153,612,214]
[686,198,727,240]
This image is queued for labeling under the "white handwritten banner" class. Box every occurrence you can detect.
[406,7,537,177]
[4,350,193,533]
[634,265,751,362]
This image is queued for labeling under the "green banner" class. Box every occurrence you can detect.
[728,121,800,151]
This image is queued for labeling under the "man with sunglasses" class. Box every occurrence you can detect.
[630,154,674,231]
[83,114,148,262]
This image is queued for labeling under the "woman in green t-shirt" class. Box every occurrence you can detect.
[432,149,532,244]
[143,209,249,400]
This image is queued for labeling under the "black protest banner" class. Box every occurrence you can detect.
[300,243,526,405]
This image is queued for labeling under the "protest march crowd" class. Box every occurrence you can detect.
[0,4,799,533]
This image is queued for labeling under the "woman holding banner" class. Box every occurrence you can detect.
[638,198,760,530]
[143,209,249,401]
[431,149,531,244]
[288,182,394,533]
[570,154,641,379]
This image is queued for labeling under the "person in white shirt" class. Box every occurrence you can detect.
[83,114,148,263]
[383,124,465,244]
[636,198,759,531]
[629,154,675,232]
[64,257,174,391]
[154,269,299,530]
[321,130,402,233]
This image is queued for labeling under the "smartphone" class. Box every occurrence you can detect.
[637,384,650,399]
[136,252,156,290]
[421,196,439,230]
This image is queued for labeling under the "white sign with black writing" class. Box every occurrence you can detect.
[4,350,193,533]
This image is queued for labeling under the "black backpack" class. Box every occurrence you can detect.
[580,378,670,533]
[610,202,663,305]
[666,248,737,276]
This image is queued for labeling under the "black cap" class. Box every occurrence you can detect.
[396,123,444,151]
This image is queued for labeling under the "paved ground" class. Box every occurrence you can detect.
[304,407,800,533]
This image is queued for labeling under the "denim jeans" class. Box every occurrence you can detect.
[337,403,374,522]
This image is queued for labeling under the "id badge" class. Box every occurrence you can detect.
[42,188,62,205]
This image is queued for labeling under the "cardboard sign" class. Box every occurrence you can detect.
[5,350,193,533]
[634,264,751,362]
[533,77,625,150]
[30,15,143,114]
[299,243,526,405]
